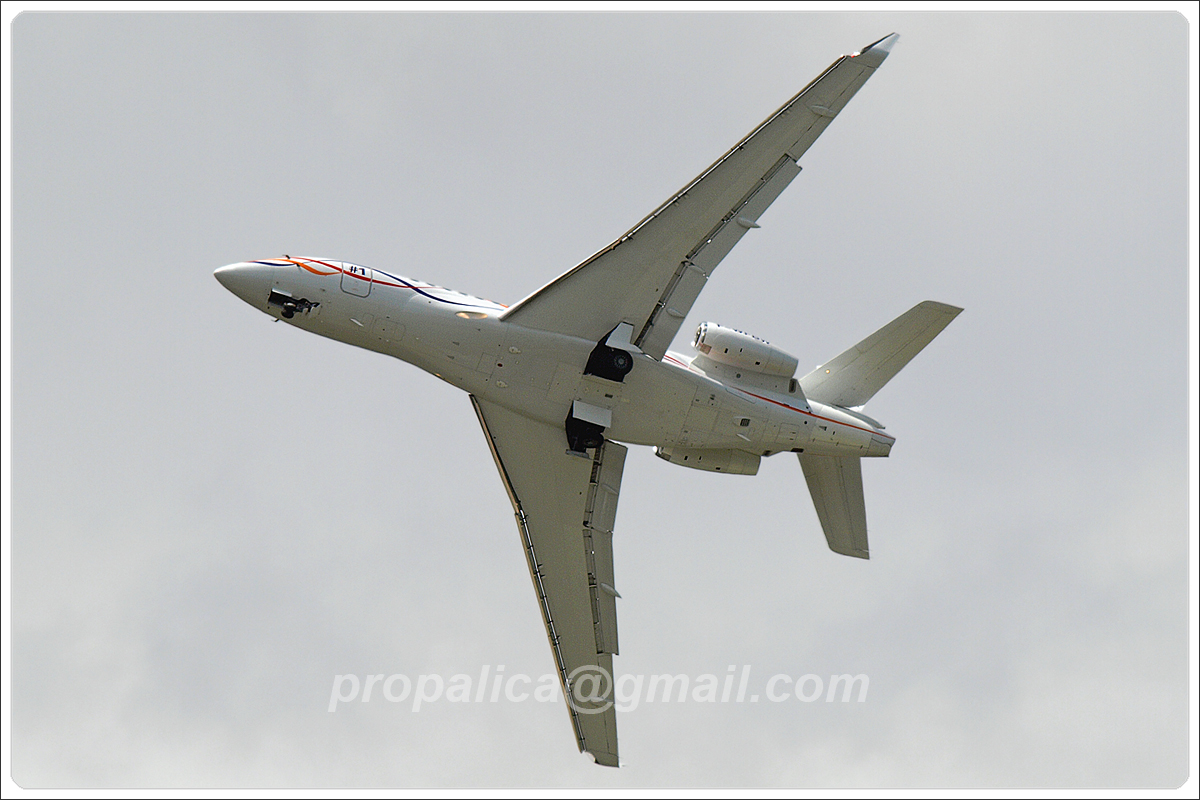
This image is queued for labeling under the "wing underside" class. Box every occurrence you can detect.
[501,34,898,359]
[470,396,626,767]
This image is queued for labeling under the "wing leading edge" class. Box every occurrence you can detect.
[470,396,626,767]
[501,34,898,359]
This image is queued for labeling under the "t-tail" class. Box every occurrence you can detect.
[798,301,962,559]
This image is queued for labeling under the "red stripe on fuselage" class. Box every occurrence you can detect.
[661,354,895,442]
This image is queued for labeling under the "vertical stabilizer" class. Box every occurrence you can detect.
[799,455,869,559]
[799,301,962,408]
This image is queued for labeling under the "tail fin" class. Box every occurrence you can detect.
[799,301,962,408]
[800,455,869,559]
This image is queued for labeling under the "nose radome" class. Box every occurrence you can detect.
[214,262,273,309]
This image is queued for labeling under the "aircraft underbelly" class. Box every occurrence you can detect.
[310,301,881,458]
[602,361,695,446]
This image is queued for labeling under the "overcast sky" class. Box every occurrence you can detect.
[8,9,1195,789]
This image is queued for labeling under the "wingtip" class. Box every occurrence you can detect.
[917,300,964,317]
[867,32,900,53]
[853,33,899,68]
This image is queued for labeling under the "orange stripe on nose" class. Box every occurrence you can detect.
[297,262,339,276]
[277,257,339,276]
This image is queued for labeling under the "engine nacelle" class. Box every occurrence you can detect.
[692,322,798,378]
[654,446,760,475]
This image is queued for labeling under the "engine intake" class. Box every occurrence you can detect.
[692,322,797,377]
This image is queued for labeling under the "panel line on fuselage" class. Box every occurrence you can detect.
[661,353,895,443]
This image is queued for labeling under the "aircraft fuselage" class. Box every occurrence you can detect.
[216,257,895,462]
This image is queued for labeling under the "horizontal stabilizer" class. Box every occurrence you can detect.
[799,454,869,559]
[800,301,962,408]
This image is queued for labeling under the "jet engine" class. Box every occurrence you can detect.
[692,323,798,377]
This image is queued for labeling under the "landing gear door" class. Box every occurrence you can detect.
[341,264,372,297]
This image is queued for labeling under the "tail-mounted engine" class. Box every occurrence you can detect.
[692,322,798,378]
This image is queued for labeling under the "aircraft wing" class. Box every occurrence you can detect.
[470,396,626,767]
[501,34,898,359]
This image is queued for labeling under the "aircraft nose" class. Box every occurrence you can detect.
[214,262,273,308]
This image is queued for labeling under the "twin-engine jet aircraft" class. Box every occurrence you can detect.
[216,34,960,767]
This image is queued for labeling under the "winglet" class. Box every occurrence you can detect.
[853,33,899,68]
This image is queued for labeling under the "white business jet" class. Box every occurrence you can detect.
[215,33,959,767]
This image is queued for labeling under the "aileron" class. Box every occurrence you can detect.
[501,35,898,360]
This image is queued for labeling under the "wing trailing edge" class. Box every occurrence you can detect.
[470,396,625,767]
[500,35,899,360]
